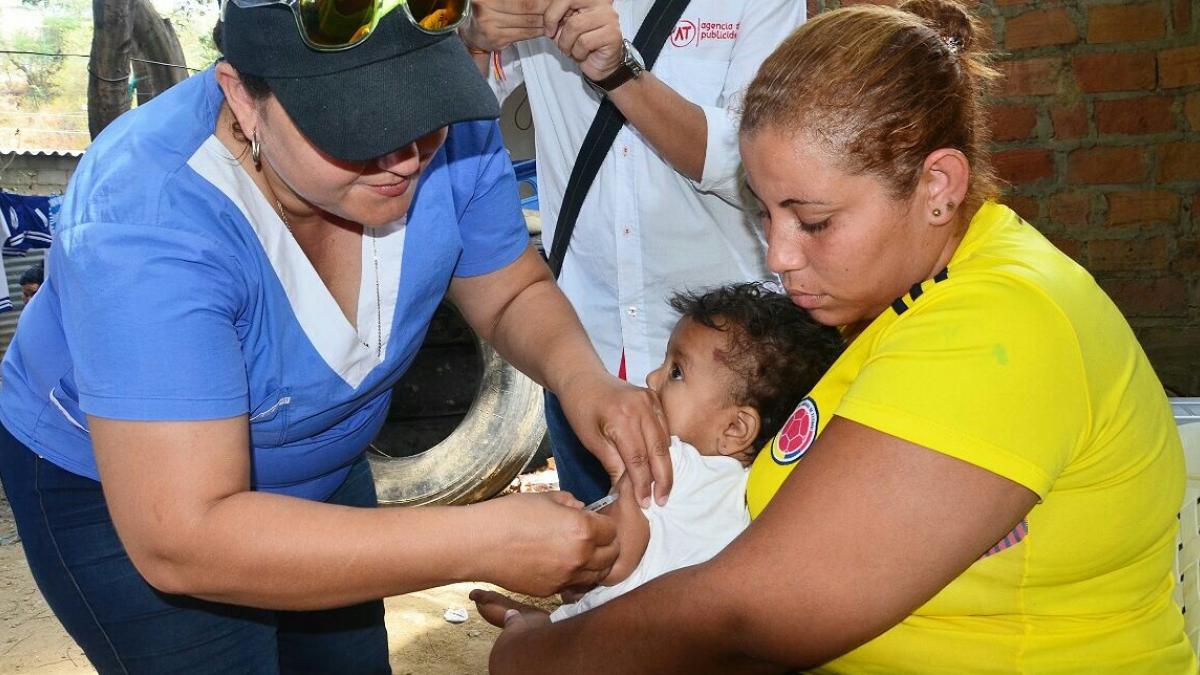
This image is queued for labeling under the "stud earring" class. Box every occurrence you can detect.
[933,207,942,218]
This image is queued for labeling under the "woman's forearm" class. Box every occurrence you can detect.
[92,414,613,611]
[487,277,609,395]
[143,491,505,610]
[449,248,610,395]
[491,562,779,674]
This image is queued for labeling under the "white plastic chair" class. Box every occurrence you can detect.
[1174,420,1200,654]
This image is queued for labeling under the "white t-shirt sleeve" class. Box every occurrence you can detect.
[551,438,749,622]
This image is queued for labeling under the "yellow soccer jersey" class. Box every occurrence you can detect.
[747,201,1195,673]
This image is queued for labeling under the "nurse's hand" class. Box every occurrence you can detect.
[560,375,672,507]
[479,491,619,597]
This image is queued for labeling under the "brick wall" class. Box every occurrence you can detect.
[0,152,79,195]
[808,0,1200,395]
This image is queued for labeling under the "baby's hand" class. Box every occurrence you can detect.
[469,589,552,629]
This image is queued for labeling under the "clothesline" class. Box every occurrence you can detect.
[0,190,59,313]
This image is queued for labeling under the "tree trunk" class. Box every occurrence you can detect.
[88,0,187,138]
[88,0,134,139]
[130,0,187,104]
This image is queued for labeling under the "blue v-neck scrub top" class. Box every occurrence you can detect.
[0,69,529,500]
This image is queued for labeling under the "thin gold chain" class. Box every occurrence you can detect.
[277,201,383,359]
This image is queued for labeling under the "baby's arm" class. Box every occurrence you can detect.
[597,473,651,586]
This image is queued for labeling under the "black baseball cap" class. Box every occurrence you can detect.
[221,2,499,162]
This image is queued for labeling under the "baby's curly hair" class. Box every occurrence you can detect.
[669,282,844,452]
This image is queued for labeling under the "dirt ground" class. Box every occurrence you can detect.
[0,485,558,675]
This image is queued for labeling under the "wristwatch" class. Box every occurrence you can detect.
[586,40,645,95]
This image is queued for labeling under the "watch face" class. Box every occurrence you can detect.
[625,40,646,71]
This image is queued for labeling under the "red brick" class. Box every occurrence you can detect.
[1090,236,1172,271]
[1050,192,1093,228]
[994,148,1055,185]
[1094,97,1176,135]
[1186,93,1200,132]
[1006,9,1078,50]
[1005,194,1041,223]
[1101,276,1189,317]
[1087,3,1165,44]
[1138,326,1200,394]
[990,104,1038,141]
[1176,0,1193,36]
[1050,102,1089,138]
[1160,45,1200,89]
[1106,190,1181,225]
[997,58,1063,97]
[1073,52,1156,93]
[807,0,819,21]
[1048,236,1086,263]
[1067,146,1146,184]
[1175,239,1200,274]
[1157,142,1200,182]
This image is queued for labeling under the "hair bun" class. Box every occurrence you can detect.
[899,0,976,53]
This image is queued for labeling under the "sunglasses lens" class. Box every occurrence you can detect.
[407,0,468,32]
[297,0,377,47]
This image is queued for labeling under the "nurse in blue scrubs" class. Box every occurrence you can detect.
[0,1,668,672]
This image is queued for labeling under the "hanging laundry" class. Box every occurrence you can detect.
[0,191,59,255]
[0,253,11,313]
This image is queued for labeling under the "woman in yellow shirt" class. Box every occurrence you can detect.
[487,0,1194,672]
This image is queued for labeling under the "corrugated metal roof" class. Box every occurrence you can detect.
[0,148,85,158]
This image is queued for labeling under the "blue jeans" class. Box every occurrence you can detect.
[543,391,611,504]
[0,423,390,675]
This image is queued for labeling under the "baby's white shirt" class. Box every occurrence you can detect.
[550,436,750,622]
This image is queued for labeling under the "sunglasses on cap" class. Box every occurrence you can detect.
[222,0,470,51]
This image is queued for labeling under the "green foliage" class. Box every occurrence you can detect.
[0,0,219,150]
[162,0,220,70]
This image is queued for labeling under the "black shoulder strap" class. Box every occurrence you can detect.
[547,0,692,278]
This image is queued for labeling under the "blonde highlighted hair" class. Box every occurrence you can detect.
[740,0,1001,216]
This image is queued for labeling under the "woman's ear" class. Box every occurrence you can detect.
[215,61,260,136]
[719,406,761,462]
[921,148,970,226]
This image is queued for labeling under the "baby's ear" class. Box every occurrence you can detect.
[720,406,761,461]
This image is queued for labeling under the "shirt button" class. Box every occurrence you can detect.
[627,306,637,317]
[623,227,631,236]
[621,146,630,157]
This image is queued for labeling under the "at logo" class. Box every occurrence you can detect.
[772,398,818,465]
[670,19,697,47]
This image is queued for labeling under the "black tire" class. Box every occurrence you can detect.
[368,311,546,506]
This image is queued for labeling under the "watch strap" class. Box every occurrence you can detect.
[588,41,642,92]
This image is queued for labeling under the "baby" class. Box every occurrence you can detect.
[473,282,843,623]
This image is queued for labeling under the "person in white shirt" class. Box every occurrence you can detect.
[461,0,807,506]
[471,282,844,626]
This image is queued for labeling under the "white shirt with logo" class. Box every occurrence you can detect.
[489,0,806,385]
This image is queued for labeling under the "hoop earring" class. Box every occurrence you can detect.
[933,207,942,218]
[251,130,261,169]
